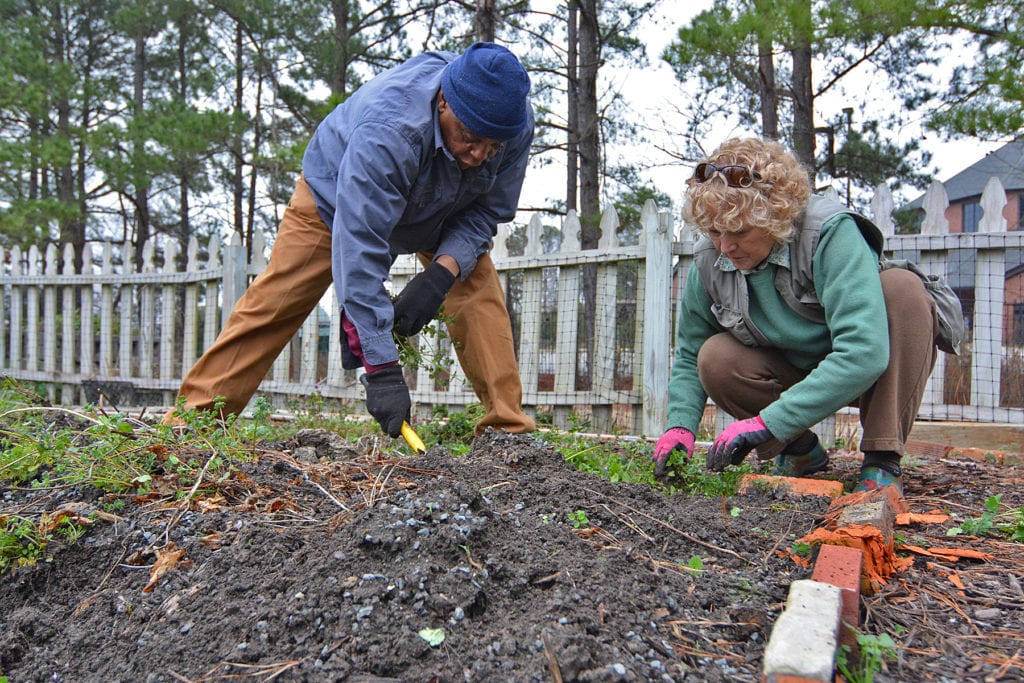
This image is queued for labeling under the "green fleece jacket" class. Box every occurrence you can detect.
[667,213,889,441]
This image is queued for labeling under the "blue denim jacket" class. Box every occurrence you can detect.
[302,50,534,366]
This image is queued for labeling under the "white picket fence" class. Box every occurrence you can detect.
[1,178,1022,438]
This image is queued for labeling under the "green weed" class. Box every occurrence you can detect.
[0,516,46,570]
[947,494,1024,541]
[836,629,900,683]
[0,513,87,571]
[682,555,704,574]
[393,308,457,389]
[790,541,812,558]
[567,510,590,528]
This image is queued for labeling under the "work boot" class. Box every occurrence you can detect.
[855,466,903,494]
[772,442,829,477]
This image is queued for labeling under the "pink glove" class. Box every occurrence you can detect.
[706,416,773,472]
[653,427,695,477]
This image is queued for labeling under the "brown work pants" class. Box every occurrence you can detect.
[173,176,535,435]
[697,268,939,459]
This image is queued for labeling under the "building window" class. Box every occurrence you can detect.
[963,200,982,233]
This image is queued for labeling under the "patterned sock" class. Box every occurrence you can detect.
[862,451,902,476]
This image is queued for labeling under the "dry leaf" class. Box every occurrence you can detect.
[143,543,186,593]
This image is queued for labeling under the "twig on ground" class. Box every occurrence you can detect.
[583,488,749,563]
[541,631,563,683]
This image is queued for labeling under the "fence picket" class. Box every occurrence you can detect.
[80,244,95,386]
[592,206,620,433]
[183,237,200,374]
[119,243,134,377]
[553,212,582,428]
[202,239,220,353]
[137,241,155,381]
[43,245,58,397]
[518,214,544,398]
[10,247,23,372]
[60,244,76,403]
[641,201,672,437]
[99,243,114,375]
[26,246,39,372]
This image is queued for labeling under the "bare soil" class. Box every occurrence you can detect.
[2,427,1022,682]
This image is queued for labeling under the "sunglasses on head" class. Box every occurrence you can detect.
[693,162,762,188]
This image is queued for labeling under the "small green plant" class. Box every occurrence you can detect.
[567,509,590,528]
[420,403,483,449]
[643,446,754,497]
[1000,506,1024,541]
[393,308,457,389]
[682,555,704,574]
[836,629,900,683]
[947,494,1024,540]
[790,541,813,558]
[0,516,47,570]
[236,396,274,445]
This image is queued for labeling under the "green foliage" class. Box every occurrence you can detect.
[0,516,47,571]
[662,0,959,200]
[657,449,752,497]
[567,509,591,528]
[283,390,359,435]
[393,308,457,390]
[790,541,813,558]
[683,555,704,575]
[925,2,1023,139]
[836,629,900,683]
[238,396,274,445]
[0,512,87,571]
[415,403,482,454]
[0,392,256,498]
[541,429,649,484]
[947,494,1024,541]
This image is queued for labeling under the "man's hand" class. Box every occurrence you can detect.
[652,427,695,478]
[361,366,410,437]
[393,262,457,337]
[706,416,773,471]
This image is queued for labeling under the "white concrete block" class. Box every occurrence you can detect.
[763,579,843,682]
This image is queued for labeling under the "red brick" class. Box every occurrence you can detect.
[812,545,863,651]
[738,474,845,499]
[762,674,824,683]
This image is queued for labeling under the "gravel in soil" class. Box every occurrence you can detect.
[1,428,1022,682]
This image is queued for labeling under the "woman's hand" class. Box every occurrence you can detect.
[706,416,772,471]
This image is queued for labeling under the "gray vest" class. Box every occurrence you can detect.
[693,195,884,347]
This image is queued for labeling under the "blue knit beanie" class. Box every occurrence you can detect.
[441,42,530,142]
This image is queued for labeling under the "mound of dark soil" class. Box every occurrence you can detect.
[1,429,1021,682]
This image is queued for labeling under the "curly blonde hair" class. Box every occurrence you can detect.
[683,138,811,243]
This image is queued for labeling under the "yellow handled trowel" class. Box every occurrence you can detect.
[400,421,426,454]
[360,372,426,453]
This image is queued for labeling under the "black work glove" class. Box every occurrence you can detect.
[392,262,456,337]
[705,416,773,472]
[361,366,411,438]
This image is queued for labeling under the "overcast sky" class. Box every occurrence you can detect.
[516,0,1003,225]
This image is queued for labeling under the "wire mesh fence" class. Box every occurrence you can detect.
[1,177,1022,439]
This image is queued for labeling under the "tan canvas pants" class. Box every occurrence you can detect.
[171,176,535,434]
[697,267,939,459]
